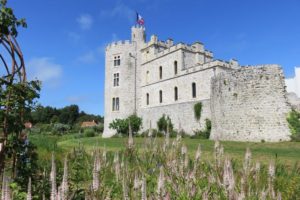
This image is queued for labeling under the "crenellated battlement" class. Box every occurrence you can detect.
[106,40,132,51]
[141,40,214,64]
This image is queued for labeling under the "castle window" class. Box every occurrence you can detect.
[146,93,149,105]
[159,66,162,79]
[174,61,178,75]
[146,71,149,84]
[113,73,119,86]
[192,82,196,98]
[159,90,163,103]
[116,97,119,110]
[174,87,178,101]
[114,56,121,66]
[112,97,120,111]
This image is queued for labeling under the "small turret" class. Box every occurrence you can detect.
[131,25,146,43]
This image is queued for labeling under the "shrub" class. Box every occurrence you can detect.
[194,102,202,121]
[191,118,211,139]
[157,114,173,133]
[109,114,142,136]
[84,129,95,137]
[287,110,300,141]
[52,123,71,135]
[93,123,104,133]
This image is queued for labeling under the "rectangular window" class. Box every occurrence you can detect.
[116,97,119,111]
[114,56,121,66]
[113,73,119,86]
[112,97,120,111]
[112,98,115,111]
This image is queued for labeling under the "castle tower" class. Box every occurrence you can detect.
[103,26,146,137]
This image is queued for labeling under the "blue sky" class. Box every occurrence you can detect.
[7,0,300,115]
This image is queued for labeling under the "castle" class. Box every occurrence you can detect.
[103,26,291,142]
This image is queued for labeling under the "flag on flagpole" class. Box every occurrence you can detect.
[136,12,145,26]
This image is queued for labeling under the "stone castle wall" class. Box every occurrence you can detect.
[140,100,211,134]
[210,65,291,142]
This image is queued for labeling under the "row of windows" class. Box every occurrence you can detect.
[112,97,119,111]
[146,82,197,105]
[147,61,178,83]
[114,56,121,66]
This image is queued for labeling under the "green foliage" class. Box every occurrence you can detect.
[287,109,300,141]
[84,129,95,137]
[0,0,27,37]
[194,102,202,121]
[52,123,71,135]
[157,114,173,133]
[109,114,142,135]
[192,118,212,139]
[30,105,103,125]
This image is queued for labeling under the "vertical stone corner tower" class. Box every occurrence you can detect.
[103,26,146,137]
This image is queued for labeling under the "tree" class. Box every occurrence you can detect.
[0,0,40,175]
[109,114,142,136]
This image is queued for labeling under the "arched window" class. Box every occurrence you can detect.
[192,82,196,98]
[159,66,162,79]
[146,93,149,105]
[146,71,149,84]
[159,90,163,103]
[174,87,178,101]
[174,61,178,75]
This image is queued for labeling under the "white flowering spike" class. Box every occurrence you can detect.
[114,152,120,181]
[50,153,57,200]
[243,147,252,175]
[157,166,165,196]
[133,172,140,190]
[122,174,129,200]
[223,158,235,194]
[128,120,134,148]
[102,146,107,165]
[57,186,62,200]
[92,153,100,191]
[61,156,68,199]
[181,145,187,155]
[141,177,147,200]
[27,177,32,200]
[195,144,202,162]
[148,120,152,137]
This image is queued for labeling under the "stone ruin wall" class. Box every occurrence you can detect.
[210,65,291,142]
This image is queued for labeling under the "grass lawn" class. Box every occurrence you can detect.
[29,133,300,167]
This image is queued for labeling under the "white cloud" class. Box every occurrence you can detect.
[67,31,81,42]
[77,14,93,30]
[27,57,63,88]
[100,2,135,23]
[77,51,97,63]
[66,95,87,103]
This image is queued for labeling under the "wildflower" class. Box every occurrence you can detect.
[195,144,201,162]
[128,120,134,149]
[50,153,57,200]
[223,157,235,197]
[27,177,31,200]
[243,147,252,175]
[157,166,165,196]
[141,176,147,200]
[61,156,68,199]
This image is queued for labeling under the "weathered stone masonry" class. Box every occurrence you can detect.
[210,66,291,142]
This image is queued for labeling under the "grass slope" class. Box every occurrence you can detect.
[29,134,300,167]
